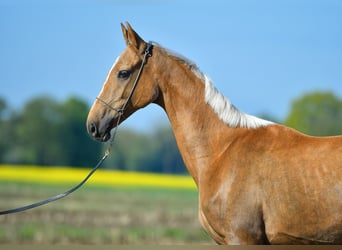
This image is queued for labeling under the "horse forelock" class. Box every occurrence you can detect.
[156,44,273,129]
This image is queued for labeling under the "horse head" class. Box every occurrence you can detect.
[87,23,158,141]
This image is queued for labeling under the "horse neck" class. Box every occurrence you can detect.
[152,48,234,185]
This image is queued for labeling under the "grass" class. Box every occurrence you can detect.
[0,165,212,245]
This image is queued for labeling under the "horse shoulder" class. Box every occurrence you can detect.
[198,128,274,244]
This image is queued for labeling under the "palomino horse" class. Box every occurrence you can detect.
[87,23,342,244]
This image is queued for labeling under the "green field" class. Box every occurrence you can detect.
[0,180,212,245]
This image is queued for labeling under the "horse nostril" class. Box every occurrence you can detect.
[88,122,98,137]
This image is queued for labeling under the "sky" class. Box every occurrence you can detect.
[1,0,341,132]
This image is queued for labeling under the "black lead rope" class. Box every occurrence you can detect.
[0,152,109,215]
[0,42,153,215]
[0,114,120,216]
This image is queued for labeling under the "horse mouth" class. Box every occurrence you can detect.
[101,130,112,142]
[95,120,117,142]
[87,106,129,142]
[87,117,116,142]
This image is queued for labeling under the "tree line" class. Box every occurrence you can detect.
[0,91,341,174]
[0,96,185,174]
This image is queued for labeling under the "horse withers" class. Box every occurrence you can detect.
[87,22,342,244]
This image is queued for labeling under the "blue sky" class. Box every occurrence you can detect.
[1,0,341,131]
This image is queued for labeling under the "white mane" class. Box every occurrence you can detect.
[159,44,274,129]
[203,75,274,129]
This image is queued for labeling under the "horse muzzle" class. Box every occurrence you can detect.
[87,115,115,142]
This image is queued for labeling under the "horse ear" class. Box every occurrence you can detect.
[121,22,129,45]
[121,22,146,54]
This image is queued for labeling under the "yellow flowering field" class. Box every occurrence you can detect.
[0,165,196,190]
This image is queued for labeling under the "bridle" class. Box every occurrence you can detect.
[0,42,153,215]
[96,42,153,122]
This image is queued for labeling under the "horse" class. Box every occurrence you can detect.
[87,22,342,245]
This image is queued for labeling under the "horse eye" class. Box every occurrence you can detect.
[118,70,131,80]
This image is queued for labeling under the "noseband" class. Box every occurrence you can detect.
[0,42,153,215]
[96,42,153,117]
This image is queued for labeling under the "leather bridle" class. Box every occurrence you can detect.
[96,42,153,119]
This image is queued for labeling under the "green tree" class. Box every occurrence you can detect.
[1,95,187,173]
[103,125,186,174]
[0,98,9,162]
[0,98,6,118]
[59,97,102,167]
[1,96,102,167]
[148,126,186,174]
[285,92,342,136]
[103,129,156,171]
[13,96,63,165]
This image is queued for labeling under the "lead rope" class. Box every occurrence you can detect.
[0,108,122,215]
[0,42,153,215]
